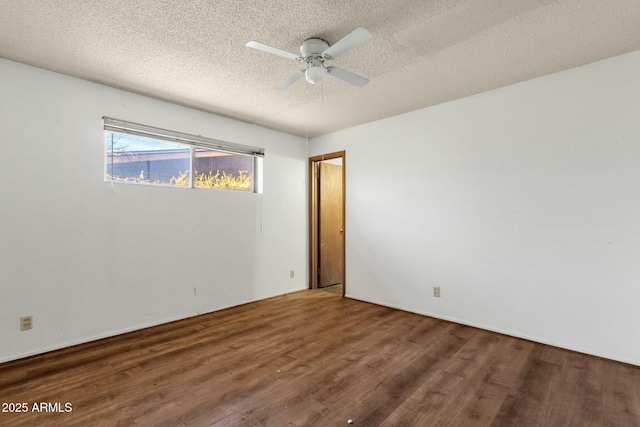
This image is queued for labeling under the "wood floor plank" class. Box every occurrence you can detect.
[1,290,639,427]
[602,361,640,425]
[541,352,604,426]
[491,349,564,426]
[411,330,512,426]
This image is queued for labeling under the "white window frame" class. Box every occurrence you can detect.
[103,117,264,193]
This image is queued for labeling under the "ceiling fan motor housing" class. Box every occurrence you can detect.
[300,38,329,60]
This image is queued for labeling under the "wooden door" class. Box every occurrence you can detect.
[318,162,344,287]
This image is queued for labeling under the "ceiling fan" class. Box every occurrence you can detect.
[246,27,373,90]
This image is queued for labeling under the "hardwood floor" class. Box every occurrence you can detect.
[1,290,639,426]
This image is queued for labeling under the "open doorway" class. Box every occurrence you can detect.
[309,151,345,296]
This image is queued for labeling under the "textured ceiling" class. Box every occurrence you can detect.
[1,0,640,138]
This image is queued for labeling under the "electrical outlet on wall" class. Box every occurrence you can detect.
[20,315,33,331]
[433,287,441,298]
[290,270,295,279]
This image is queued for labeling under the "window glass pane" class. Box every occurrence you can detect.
[105,132,190,186]
[193,149,253,191]
[104,127,261,192]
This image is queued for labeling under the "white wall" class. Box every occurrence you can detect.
[311,50,640,365]
[0,59,308,363]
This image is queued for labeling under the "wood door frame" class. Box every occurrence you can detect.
[309,150,346,296]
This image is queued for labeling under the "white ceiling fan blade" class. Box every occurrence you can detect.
[327,66,369,87]
[322,27,373,60]
[276,70,305,90]
[246,41,301,61]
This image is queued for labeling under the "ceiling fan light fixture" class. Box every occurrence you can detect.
[305,65,326,85]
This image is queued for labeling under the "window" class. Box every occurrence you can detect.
[104,117,264,192]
